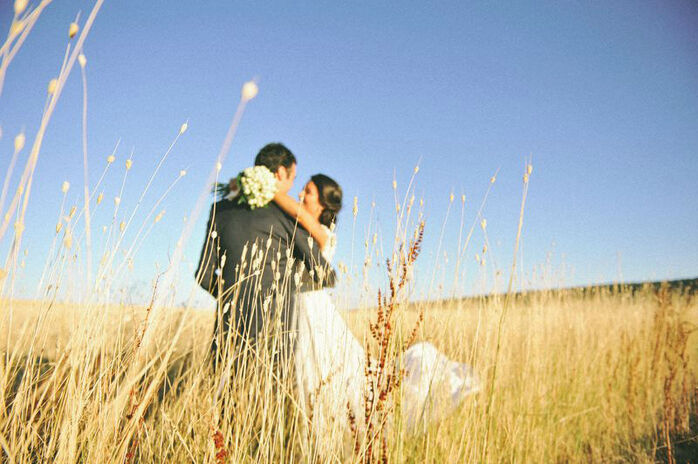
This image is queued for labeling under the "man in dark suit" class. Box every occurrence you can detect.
[196,143,335,373]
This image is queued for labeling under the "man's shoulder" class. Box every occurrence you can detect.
[211,198,243,210]
[216,201,293,226]
[266,202,290,218]
[208,199,245,218]
[267,203,306,230]
[244,202,290,221]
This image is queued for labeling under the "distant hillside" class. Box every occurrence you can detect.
[527,277,698,297]
[410,277,698,310]
[578,277,697,295]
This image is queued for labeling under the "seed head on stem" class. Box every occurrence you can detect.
[241,81,258,101]
[14,0,27,15]
[10,21,24,37]
[68,22,79,39]
[14,133,25,152]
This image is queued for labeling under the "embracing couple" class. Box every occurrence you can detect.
[196,143,480,449]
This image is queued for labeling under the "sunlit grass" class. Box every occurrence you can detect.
[0,287,695,462]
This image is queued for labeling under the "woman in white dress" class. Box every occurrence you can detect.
[273,174,481,448]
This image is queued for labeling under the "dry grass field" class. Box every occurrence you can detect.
[0,285,696,463]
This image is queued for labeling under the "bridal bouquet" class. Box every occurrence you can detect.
[214,165,278,209]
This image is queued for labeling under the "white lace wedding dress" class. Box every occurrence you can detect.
[294,227,480,445]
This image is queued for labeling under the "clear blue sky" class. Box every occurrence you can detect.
[1,0,697,305]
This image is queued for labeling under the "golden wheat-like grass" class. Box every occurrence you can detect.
[0,285,695,463]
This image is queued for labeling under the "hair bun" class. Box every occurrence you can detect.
[327,191,342,208]
[311,173,343,228]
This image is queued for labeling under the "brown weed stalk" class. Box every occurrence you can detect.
[212,427,228,464]
[351,221,425,463]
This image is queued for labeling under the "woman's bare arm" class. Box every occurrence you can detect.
[273,192,329,249]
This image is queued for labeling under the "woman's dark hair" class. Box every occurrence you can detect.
[254,143,296,173]
[311,174,342,227]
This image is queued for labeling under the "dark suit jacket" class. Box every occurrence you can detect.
[196,200,336,359]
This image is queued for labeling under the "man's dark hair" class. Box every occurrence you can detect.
[254,143,296,173]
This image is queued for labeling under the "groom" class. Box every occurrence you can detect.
[196,143,336,372]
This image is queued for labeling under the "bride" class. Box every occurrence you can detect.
[272,174,481,446]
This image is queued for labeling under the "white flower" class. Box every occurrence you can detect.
[237,165,278,210]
